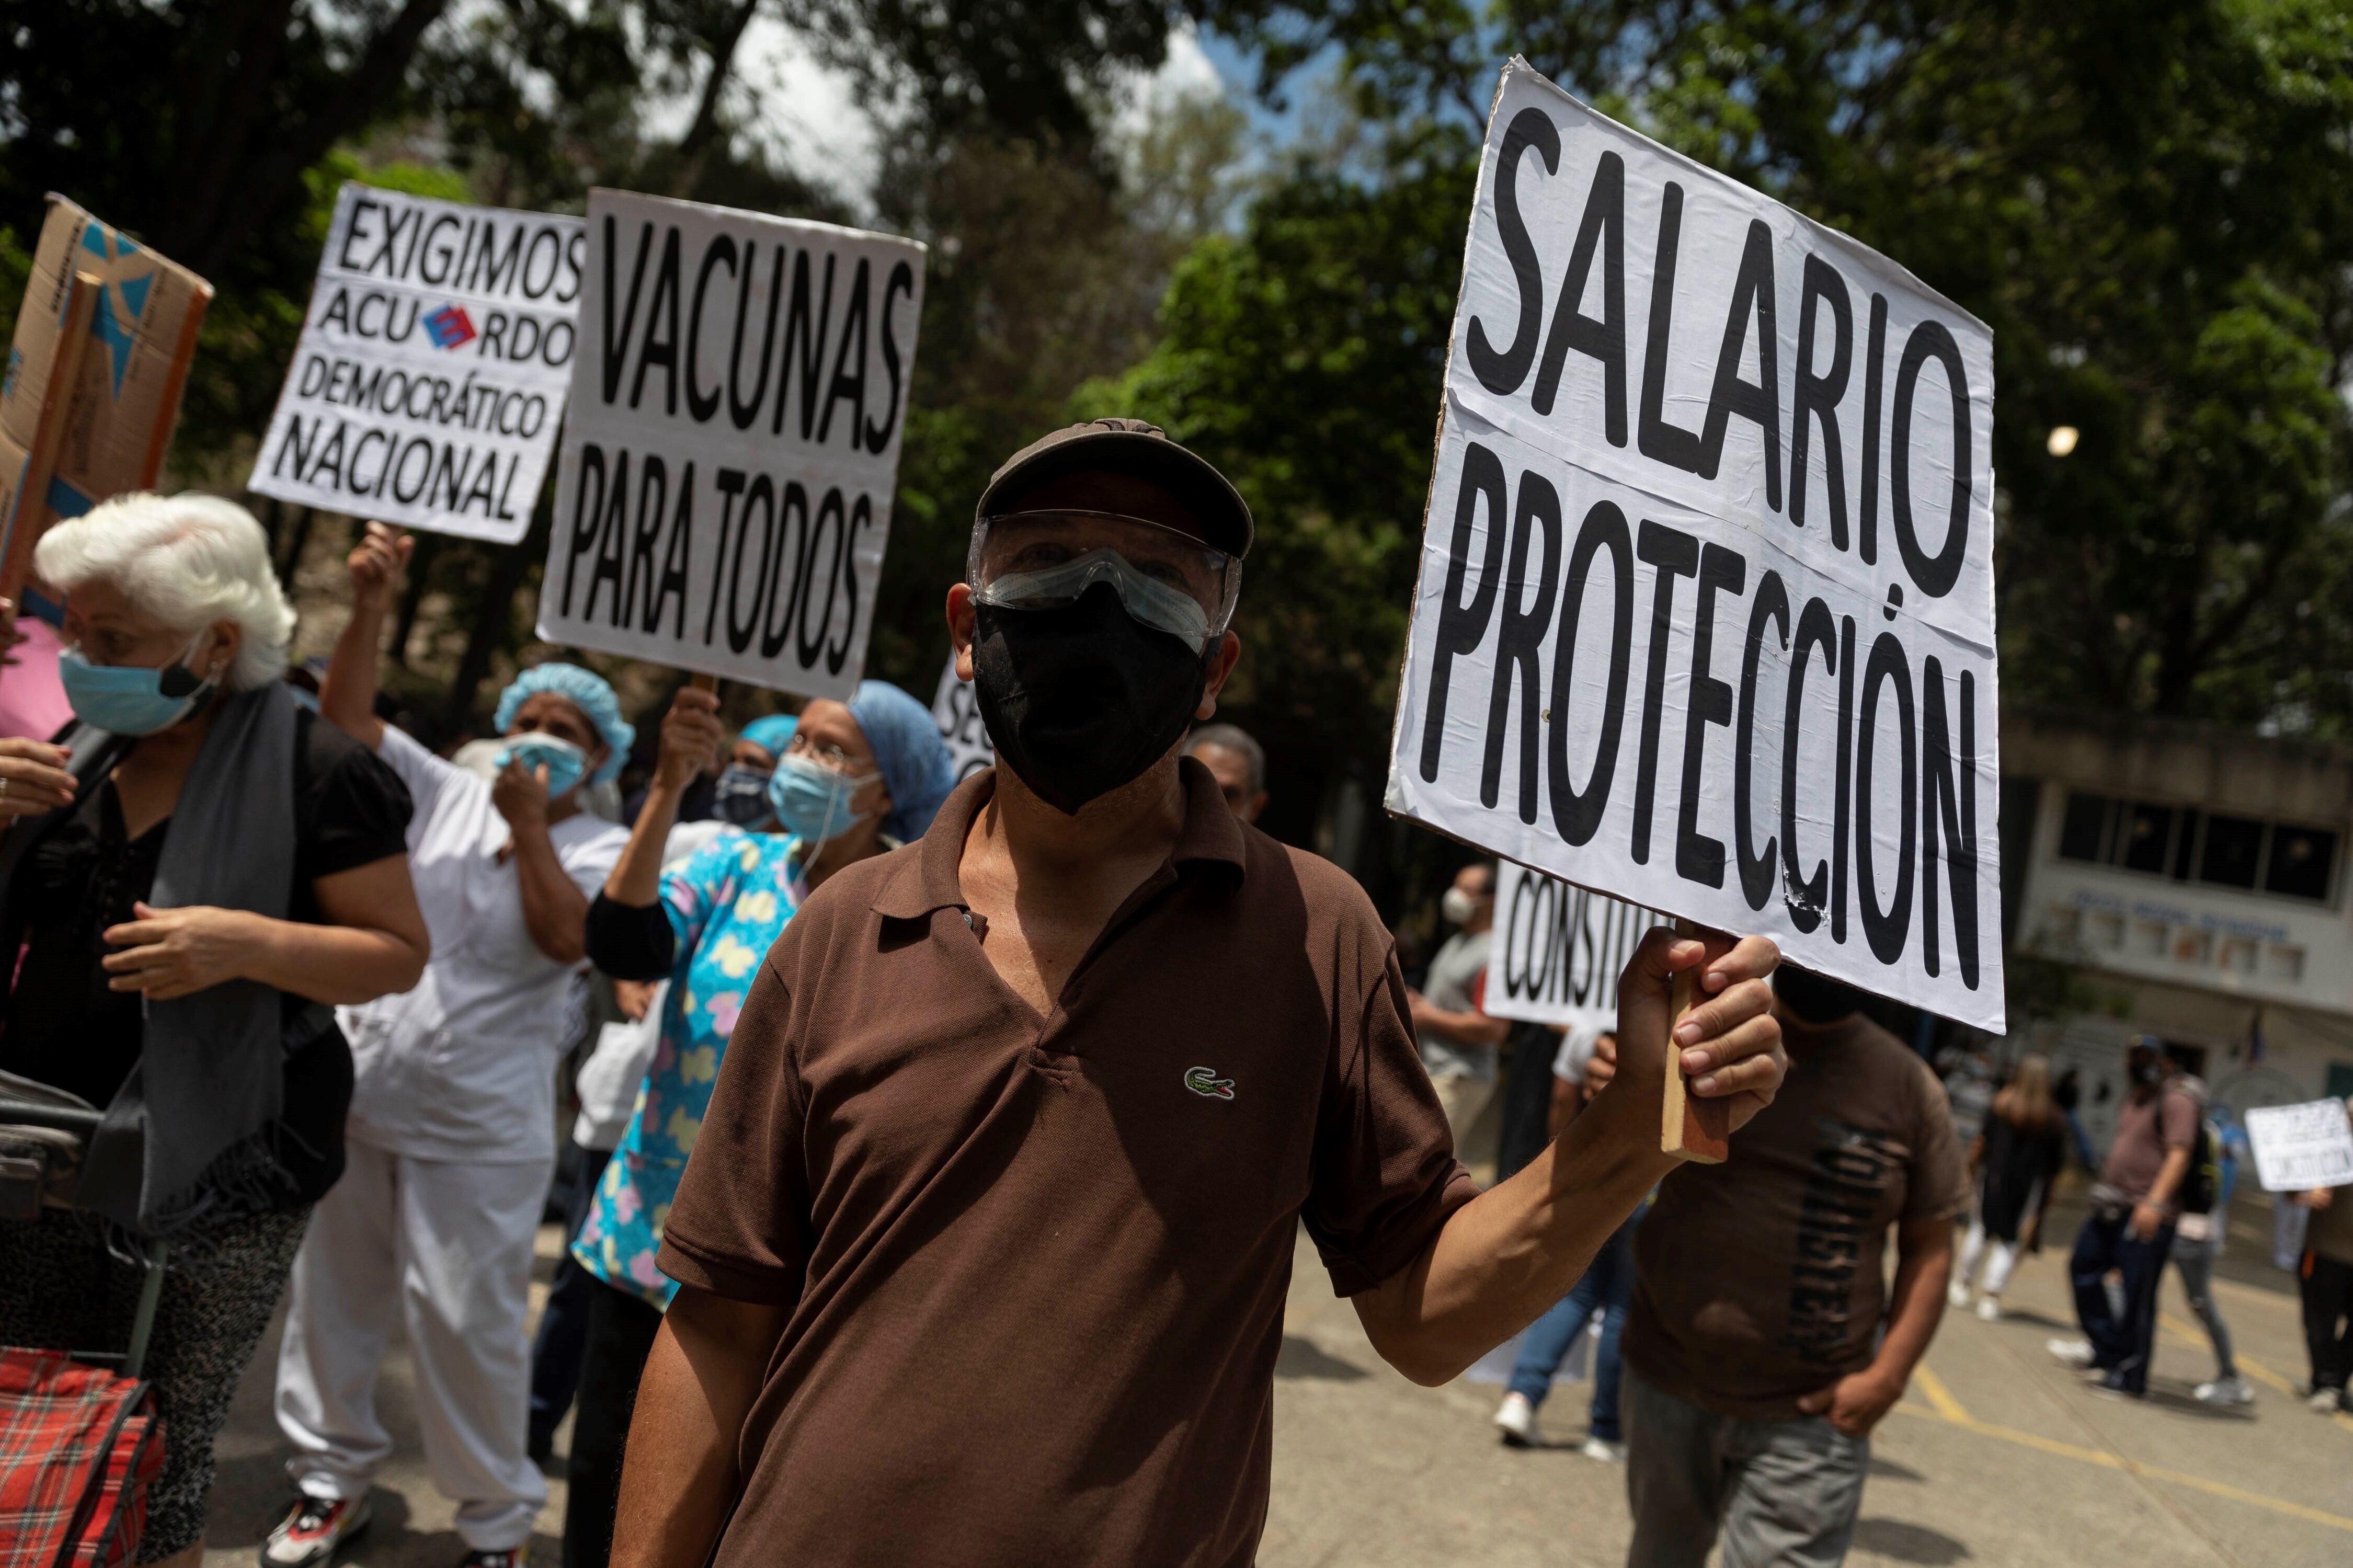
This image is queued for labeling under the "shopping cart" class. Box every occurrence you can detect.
[0,1082,168,1568]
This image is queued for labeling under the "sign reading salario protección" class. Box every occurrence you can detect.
[1387,61,2004,1029]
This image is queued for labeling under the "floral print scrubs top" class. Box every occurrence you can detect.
[574,828,807,1307]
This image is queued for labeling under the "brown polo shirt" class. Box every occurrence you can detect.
[657,760,1475,1568]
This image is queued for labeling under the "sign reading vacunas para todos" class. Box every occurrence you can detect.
[250,184,583,543]
[1387,60,2005,1031]
[538,189,925,699]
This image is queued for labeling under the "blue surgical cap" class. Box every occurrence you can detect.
[738,713,798,761]
[495,662,635,784]
[846,680,955,842]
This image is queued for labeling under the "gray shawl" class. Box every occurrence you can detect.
[49,684,302,1235]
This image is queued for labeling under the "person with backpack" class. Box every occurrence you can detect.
[2168,1077,2248,1406]
[2049,1039,2199,1398]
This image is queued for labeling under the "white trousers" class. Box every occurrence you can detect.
[275,1139,551,1551]
[1956,1218,2020,1298]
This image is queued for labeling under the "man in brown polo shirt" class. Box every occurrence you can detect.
[609,420,1789,1568]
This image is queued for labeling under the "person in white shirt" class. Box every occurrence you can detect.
[268,523,633,1568]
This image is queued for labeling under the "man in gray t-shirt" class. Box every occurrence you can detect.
[1408,863,1507,1146]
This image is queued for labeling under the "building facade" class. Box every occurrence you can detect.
[2002,712,2353,1154]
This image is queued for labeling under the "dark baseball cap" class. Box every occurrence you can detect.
[977,418,1254,559]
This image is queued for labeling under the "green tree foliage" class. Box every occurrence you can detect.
[1195,0,2353,736]
[0,0,1258,462]
[1078,128,1472,769]
[862,99,1250,690]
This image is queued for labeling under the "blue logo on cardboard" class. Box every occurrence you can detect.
[423,304,476,350]
[79,224,155,399]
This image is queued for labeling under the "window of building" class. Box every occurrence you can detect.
[2118,803,2174,874]
[2200,815,2264,889]
[2059,792,2109,863]
[2266,826,2337,901]
[2053,791,2338,905]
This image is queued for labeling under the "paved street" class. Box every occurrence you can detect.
[200,1188,2353,1567]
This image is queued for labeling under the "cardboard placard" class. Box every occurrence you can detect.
[2245,1099,2353,1193]
[538,189,925,698]
[931,651,995,783]
[1386,61,2004,1031]
[1484,861,1670,1028]
[0,195,212,581]
[249,184,583,543]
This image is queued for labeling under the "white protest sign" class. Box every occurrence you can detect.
[931,653,995,782]
[538,190,924,697]
[1387,61,2004,1030]
[1484,862,1670,1027]
[251,184,582,543]
[2245,1099,2353,1193]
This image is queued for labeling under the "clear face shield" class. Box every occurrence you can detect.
[967,510,1242,651]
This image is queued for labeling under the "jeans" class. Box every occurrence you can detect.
[2303,1252,2353,1398]
[2171,1229,2236,1380]
[528,1141,614,1451]
[1623,1367,1869,1568]
[563,1278,666,1568]
[2069,1206,2173,1394]
[1507,1206,1640,1441]
[2062,1110,2095,1172]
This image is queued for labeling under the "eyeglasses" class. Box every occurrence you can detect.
[784,734,875,778]
[968,509,1241,649]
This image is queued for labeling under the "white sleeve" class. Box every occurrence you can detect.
[573,994,667,1150]
[663,818,730,869]
[372,720,461,840]
[557,823,630,899]
[1552,1024,1598,1084]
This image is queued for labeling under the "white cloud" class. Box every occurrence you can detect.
[1111,23,1232,140]
[736,19,882,196]
[642,20,1234,213]
[633,16,879,201]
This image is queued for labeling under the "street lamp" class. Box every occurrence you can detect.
[2047,425,2080,457]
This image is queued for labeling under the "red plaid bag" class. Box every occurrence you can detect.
[0,1347,166,1568]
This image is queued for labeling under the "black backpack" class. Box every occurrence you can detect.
[2179,1111,2220,1217]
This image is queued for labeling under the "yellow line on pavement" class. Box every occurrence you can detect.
[1910,1363,1971,1423]
[1889,1401,2353,1535]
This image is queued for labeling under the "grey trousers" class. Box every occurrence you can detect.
[1624,1366,1870,1568]
[2171,1230,2237,1380]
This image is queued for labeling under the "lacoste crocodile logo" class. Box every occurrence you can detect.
[1183,1066,1236,1101]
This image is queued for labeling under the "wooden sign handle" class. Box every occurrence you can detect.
[689,672,719,694]
[1661,916,1731,1163]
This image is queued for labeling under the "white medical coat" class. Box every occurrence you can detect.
[340,724,628,1164]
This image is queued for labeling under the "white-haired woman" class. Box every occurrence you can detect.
[0,492,429,1568]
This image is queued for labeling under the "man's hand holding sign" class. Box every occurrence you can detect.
[1356,927,1781,1383]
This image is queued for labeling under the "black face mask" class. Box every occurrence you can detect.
[710,764,774,827]
[2130,1056,2164,1089]
[972,587,1210,815]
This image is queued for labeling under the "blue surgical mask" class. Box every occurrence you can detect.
[496,733,589,799]
[767,755,876,845]
[711,763,775,827]
[59,640,216,736]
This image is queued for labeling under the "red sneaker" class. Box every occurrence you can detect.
[261,1495,371,1567]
